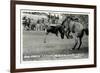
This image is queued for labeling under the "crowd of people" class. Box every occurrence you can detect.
[22,13,88,31]
[22,13,60,31]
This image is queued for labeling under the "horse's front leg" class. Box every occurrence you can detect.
[72,37,78,50]
[65,30,72,39]
[67,31,70,39]
[65,31,69,39]
[67,31,73,39]
[55,31,58,37]
[77,37,82,50]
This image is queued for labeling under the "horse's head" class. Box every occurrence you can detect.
[60,16,73,39]
[57,25,65,39]
[61,33,64,39]
[61,22,69,34]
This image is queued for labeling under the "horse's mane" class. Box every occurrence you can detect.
[61,17,68,25]
[61,16,73,25]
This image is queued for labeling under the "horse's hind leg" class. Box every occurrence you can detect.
[77,30,84,50]
[77,37,82,50]
[72,37,78,50]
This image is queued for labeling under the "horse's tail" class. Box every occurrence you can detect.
[82,28,89,36]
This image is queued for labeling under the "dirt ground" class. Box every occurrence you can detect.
[22,31,88,61]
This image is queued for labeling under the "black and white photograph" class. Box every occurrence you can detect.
[21,10,89,61]
[11,1,96,72]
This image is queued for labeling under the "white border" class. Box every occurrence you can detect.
[16,4,94,69]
